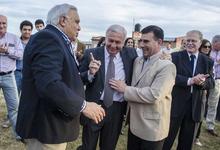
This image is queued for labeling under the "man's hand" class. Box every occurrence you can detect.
[109,79,127,93]
[82,102,105,124]
[0,43,8,53]
[89,53,101,75]
[191,74,209,85]
[160,51,171,60]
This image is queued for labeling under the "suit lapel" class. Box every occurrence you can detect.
[96,47,105,84]
[120,49,129,81]
[182,50,193,75]
[194,53,202,75]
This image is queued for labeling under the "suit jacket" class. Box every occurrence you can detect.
[79,46,137,124]
[16,25,85,144]
[171,50,214,122]
[124,52,176,141]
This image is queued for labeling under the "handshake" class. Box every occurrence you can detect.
[82,102,105,124]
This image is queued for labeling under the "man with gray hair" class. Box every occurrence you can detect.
[206,35,220,137]
[79,24,137,150]
[163,30,214,150]
[16,3,105,150]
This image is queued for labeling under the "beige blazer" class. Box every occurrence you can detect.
[124,52,176,141]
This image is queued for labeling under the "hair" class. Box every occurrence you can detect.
[186,30,203,41]
[34,19,44,26]
[20,20,33,30]
[141,25,164,41]
[124,37,134,47]
[212,35,220,44]
[198,39,212,56]
[46,3,77,26]
[97,36,105,47]
[106,24,127,40]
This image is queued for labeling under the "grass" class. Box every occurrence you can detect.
[0,92,220,150]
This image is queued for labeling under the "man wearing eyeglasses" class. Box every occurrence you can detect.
[163,30,214,150]
[206,35,220,137]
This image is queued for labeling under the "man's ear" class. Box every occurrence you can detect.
[158,39,163,45]
[59,16,66,27]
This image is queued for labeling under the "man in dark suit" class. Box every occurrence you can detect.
[16,4,105,150]
[163,30,214,150]
[79,24,137,150]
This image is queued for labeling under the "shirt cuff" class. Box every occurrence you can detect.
[88,71,94,82]
[187,78,193,85]
[80,100,87,112]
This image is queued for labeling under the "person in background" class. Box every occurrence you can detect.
[109,25,176,150]
[194,39,213,146]
[0,14,23,140]
[124,37,134,48]
[34,19,45,31]
[16,4,105,150]
[15,20,33,95]
[163,30,214,150]
[96,36,105,47]
[206,35,220,137]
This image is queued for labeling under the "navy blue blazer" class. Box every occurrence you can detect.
[79,46,137,124]
[16,25,85,143]
[171,50,214,122]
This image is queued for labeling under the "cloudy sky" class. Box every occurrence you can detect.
[1,0,220,41]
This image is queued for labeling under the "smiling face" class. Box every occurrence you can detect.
[200,42,211,55]
[0,15,7,37]
[105,31,125,56]
[21,25,32,40]
[139,32,161,58]
[186,32,202,54]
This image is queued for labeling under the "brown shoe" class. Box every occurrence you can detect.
[206,129,218,137]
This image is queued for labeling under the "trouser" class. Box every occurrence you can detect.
[206,79,220,130]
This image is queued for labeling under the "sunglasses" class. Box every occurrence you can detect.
[203,45,211,48]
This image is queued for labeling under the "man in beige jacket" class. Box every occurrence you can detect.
[109,25,176,150]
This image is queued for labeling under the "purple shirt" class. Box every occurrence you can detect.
[0,32,23,72]
[210,50,220,79]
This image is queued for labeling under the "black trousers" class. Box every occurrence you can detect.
[127,129,165,150]
[163,98,199,150]
[81,101,126,150]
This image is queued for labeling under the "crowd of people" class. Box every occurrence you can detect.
[0,3,220,150]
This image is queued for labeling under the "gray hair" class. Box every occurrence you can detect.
[46,3,77,26]
[106,24,127,40]
[212,35,220,44]
[186,30,203,41]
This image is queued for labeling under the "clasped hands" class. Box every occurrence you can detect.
[190,73,209,85]
[0,43,9,53]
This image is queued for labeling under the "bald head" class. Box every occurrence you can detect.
[0,15,7,37]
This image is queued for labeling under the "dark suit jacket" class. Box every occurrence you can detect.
[16,25,85,144]
[79,46,137,124]
[171,50,214,122]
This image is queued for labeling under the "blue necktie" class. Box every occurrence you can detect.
[190,54,195,75]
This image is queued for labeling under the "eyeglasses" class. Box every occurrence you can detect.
[203,45,211,48]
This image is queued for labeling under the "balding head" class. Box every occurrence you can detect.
[0,15,7,37]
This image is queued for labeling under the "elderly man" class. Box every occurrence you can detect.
[0,15,23,139]
[163,30,214,150]
[79,24,137,150]
[16,4,105,150]
[110,25,176,150]
[206,35,220,136]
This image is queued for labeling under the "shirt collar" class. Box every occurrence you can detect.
[187,51,199,59]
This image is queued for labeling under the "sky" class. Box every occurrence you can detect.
[1,0,220,41]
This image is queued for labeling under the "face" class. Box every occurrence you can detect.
[126,39,134,48]
[21,25,32,39]
[212,41,220,51]
[105,31,124,56]
[200,42,211,55]
[139,32,161,58]
[185,32,201,54]
[35,24,44,31]
[62,9,80,41]
[0,15,7,36]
